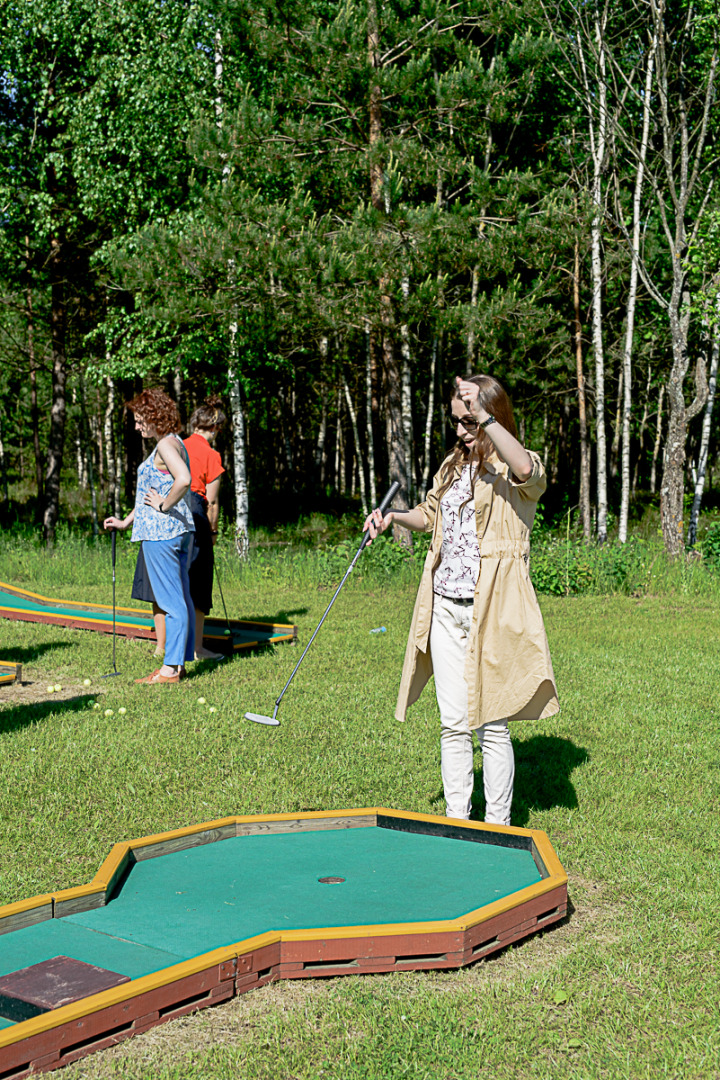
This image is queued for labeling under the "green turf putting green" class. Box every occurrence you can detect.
[64,828,542,958]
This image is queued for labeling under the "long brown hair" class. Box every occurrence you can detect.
[436,374,519,502]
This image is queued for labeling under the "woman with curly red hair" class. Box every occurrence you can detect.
[103,388,195,684]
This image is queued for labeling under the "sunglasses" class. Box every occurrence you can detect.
[446,411,480,434]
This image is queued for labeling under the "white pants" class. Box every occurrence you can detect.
[429,593,515,825]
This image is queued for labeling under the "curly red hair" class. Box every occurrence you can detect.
[126,389,181,439]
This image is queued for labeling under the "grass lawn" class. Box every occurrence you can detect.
[0,553,718,1079]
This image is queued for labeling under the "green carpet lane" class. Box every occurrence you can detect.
[66,828,541,959]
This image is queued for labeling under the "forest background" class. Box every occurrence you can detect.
[2,0,720,569]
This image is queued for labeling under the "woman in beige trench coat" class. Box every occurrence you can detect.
[365,374,558,825]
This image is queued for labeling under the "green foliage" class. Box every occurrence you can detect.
[701,521,720,568]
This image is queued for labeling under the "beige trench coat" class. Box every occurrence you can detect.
[395,449,559,729]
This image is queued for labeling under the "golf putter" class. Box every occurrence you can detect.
[102,529,121,678]
[245,480,401,727]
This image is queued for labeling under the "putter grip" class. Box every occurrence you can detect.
[360,480,402,550]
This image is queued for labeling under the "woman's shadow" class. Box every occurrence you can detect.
[456,734,588,826]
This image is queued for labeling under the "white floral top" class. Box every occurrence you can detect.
[433,464,480,599]
[131,436,195,542]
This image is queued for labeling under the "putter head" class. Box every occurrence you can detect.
[244,711,280,727]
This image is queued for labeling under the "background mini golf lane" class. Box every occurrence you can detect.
[64,829,541,959]
[0,587,147,627]
[0,585,285,645]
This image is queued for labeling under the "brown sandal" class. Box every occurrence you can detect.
[134,668,180,685]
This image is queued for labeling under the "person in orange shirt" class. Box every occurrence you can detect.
[184,398,227,660]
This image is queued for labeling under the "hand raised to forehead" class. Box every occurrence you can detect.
[455,377,481,415]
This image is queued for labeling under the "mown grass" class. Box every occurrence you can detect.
[0,538,719,1079]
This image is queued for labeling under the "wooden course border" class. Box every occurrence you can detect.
[0,662,21,686]
[0,809,567,1078]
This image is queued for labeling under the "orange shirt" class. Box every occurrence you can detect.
[183,432,225,499]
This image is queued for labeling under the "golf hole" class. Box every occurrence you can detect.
[318,876,345,885]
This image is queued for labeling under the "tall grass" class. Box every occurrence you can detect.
[1,519,719,602]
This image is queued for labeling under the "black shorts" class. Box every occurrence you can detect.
[188,492,214,616]
[131,543,155,604]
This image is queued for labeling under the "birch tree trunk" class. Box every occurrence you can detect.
[650,384,664,494]
[687,314,719,546]
[578,10,609,542]
[400,276,415,504]
[574,234,592,539]
[466,265,479,376]
[315,384,328,486]
[632,367,652,496]
[618,36,656,543]
[343,373,368,515]
[421,335,438,495]
[365,327,377,508]
[42,233,67,549]
[26,238,43,508]
[216,28,249,558]
[104,376,120,516]
[228,347,249,559]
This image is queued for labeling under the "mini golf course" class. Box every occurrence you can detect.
[0,808,567,1078]
[0,661,21,686]
[0,580,296,656]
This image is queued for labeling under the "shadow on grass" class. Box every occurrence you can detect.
[0,693,96,735]
[480,734,588,827]
[431,734,588,827]
[238,609,308,624]
[0,641,74,665]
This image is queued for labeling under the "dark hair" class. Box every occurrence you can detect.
[190,395,227,434]
[126,388,181,439]
[437,374,519,502]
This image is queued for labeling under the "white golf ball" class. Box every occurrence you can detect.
[197,697,206,705]
[104,709,114,717]
[54,684,62,692]
[208,706,217,714]
[118,707,127,715]
[93,703,101,710]
[46,685,55,694]
[83,678,92,687]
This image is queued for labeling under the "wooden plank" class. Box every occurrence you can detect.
[132,823,238,862]
[235,814,376,837]
[0,898,53,938]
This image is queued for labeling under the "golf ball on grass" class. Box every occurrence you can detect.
[46,685,55,694]
[208,706,217,714]
[104,709,114,717]
[197,697,207,705]
[83,678,92,687]
[54,684,62,692]
[93,703,101,710]
[118,707,127,715]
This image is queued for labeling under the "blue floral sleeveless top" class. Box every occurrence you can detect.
[131,436,195,542]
